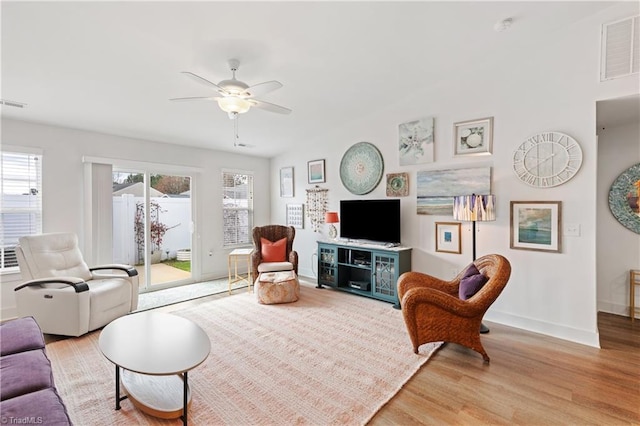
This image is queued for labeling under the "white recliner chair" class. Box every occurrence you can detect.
[14,232,139,336]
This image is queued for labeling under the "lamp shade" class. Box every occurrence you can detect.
[217,96,251,114]
[325,211,339,224]
[453,194,495,222]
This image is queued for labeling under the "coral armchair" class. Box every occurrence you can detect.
[398,254,511,362]
[251,225,298,280]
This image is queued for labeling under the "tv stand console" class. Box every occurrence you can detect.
[317,241,412,306]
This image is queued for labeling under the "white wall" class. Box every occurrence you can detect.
[270,3,639,347]
[1,118,271,319]
[597,120,640,315]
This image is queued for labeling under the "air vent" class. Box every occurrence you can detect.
[601,15,639,81]
[0,99,27,108]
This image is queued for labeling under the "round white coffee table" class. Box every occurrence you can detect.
[99,312,210,425]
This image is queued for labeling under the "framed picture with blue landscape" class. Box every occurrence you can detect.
[510,201,561,253]
[435,222,461,254]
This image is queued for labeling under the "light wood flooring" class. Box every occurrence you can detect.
[49,280,640,425]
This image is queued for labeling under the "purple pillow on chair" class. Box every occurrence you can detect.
[459,264,488,300]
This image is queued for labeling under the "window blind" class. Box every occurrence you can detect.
[1,150,43,271]
[222,171,253,247]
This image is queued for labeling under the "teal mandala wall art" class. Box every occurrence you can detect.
[609,163,640,234]
[339,142,384,195]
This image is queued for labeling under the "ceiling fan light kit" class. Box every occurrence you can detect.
[218,96,251,114]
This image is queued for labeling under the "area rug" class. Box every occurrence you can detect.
[46,283,442,425]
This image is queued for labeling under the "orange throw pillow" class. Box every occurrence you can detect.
[261,237,287,262]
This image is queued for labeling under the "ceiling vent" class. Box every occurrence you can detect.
[601,15,639,81]
[0,99,27,108]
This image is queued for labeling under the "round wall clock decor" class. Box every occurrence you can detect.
[609,163,640,234]
[339,142,384,195]
[512,131,583,188]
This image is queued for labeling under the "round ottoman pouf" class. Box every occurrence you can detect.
[255,271,300,304]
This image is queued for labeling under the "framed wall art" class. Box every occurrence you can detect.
[280,166,294,198]
[510,201,562,253]
[435,222,461,254]
[308,159,326,184]
[399,116,435,165]
[416,167,491,215]
[286,203,304,229]
[386,172,409,197]
[454,117,493,156]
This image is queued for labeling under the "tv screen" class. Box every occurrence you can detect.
[340,199,401,244]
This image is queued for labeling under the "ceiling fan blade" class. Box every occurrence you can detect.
[180,71,225,93]
[249,98,292,114]
[244,80,283,98]
[169,96,218,102]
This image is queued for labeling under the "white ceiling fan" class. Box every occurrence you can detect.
[170,59,292,119]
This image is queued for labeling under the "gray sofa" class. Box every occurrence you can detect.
[0,316,72,425]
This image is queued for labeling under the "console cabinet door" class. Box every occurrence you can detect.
[372,251,398,302]
[318,244,337,287]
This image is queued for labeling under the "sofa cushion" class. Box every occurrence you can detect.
[260,237,287,262]
[0,316,45,356]
[0,350,54,400]
[0,388,72,425]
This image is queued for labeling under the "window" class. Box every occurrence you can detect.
[222,171,253,247]
[1,148,42,271]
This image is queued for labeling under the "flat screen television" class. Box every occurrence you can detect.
[340,199,401,244]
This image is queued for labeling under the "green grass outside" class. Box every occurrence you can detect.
[163,260,191,272]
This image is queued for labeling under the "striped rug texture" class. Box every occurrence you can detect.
[46,282,442,425]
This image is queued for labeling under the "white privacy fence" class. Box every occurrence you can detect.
[113,195,191,265]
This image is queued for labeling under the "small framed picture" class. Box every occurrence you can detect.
[386,172,409,197]
[510,201,562,253]
[286,204,304,228]
[308,159,326,184]
[453,117,493,156]
[435,222,461,254]
[280,166,294,198]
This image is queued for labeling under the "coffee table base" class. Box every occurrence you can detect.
[121,370,191,420]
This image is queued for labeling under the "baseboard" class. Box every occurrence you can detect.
[484,310,601,348]
[597,300,630,317]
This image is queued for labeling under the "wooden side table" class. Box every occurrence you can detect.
[631,269,640,321]
[228,248,253,294]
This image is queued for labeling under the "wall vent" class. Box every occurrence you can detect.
[0,99,27,108]
[600,15,639,81]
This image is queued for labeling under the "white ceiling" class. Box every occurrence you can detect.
[1,1,628,158]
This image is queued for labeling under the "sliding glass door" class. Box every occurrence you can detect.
[112,170,192,291]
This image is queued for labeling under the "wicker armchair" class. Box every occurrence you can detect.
[251,225,299,280]
[398,254,511,362]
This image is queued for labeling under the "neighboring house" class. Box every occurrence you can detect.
[112,182,165,198]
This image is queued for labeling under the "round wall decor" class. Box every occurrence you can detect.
[512,131,583,188]
[339,142,384,195]
[609,163,640,234]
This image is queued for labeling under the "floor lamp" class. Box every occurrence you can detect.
[453,194,496,334]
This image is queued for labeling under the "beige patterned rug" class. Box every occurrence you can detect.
[46,282,441,425]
